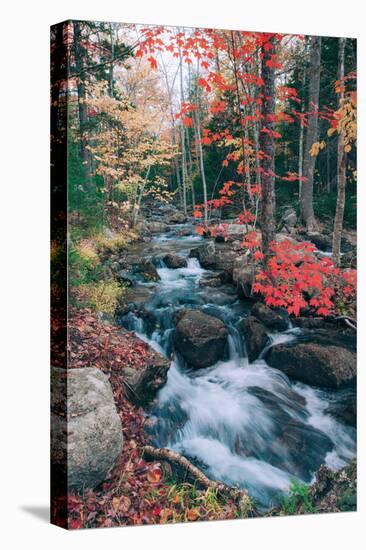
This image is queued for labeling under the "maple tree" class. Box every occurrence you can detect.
[136,27,357,317]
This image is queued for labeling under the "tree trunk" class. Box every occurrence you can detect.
[298,45,307,197]
[332,37,347,267]
[260,36,277,264]
[73,21,92,182]
[195,59,208,224]
[179,48,188,216]
[108,23,114,97]
[300,36,321,232]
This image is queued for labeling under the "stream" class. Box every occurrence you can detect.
[118,222,356,510]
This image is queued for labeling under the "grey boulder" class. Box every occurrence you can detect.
[51,367,123,493]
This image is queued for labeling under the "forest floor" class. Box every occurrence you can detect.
[56,307,248,529]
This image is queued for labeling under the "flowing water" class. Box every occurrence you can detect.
[119,223,356,510]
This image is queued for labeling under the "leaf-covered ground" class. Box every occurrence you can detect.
[53,308,247,529]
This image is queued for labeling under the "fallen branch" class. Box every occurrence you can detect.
[142,445,245,501]
[333,315,357,330]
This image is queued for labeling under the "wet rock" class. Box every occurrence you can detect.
[325,390,356,426]
[116,270,135,287]
[147,221,170,233]
[292,317,332,330]
[176,227,192,237]
[245,386,333,480]
[189,241,236,280]
[166,211,187,224]
[116,286,153,316]
[233,256,257,299]
[215,224,252,243]
[139,259,160,282]
[280,208,297,231]
[135,220,152,239]
[251,302,288,331]
[341,250,357,269]
[305,327,356,353]
[199,273,224,288]
[300,232,332,252]
[310,459,356,512]
[163,253,187,269]
[200,287,238,306]
[51,367,123,493]
[237,316,270,362]
[266,342,356,388]
[189,241,215,265]
[121,350,170,406]
[173,309,228,368]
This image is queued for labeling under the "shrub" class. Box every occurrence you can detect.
[77,281,124,315]
[280,481,315,515]
[94,232,128,255]
[68,242,101,287]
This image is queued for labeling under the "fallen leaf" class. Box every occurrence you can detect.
[186,508,200,521]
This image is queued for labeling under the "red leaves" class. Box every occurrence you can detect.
[237,212,255,224]
[241,231,260,249]
[251,240,356,317]
[197,77,212,92]
[261,126,282,139]
[175,102,198,122]
[281,172,308,182]
[277,86,301,103]
[210,99,227,114]
[147,56,158,70]
[182,117,193,128]
[265,54,282,69]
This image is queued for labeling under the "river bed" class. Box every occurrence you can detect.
[118,223,356,510]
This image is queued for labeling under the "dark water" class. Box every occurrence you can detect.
[119,224,356,509]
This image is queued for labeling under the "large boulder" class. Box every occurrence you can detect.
[173,309,228,368]
[251,302,288,331]
[280,207,297,231]
[166,211,187,224]
[199,272,226,288]
[163,253,187,269]
[265,342,356,388]
[189,242,236,280]
[299,232,332,252]
[325,389,356,426]
[147,221,170,233]
[51,367,123,493]
[233,256,257,298]
[215,224,250,243]
[121,349,170,406]
[139,259,160,282]
[237,316,271,362]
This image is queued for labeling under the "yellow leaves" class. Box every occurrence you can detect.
[344,144,352,153]
[327,127,336,137]
[309,140,326,157]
